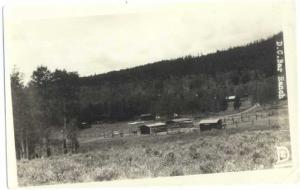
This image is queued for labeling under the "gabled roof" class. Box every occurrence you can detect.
[143,122,166,127]
[128,121,145,125]
[198,118,221,124]
[169,118,192,123]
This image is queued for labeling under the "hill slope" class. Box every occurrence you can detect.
[78,32,283,121]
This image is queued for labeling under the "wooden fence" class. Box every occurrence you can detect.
[221,110,278,128]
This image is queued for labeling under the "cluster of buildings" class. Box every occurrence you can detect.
[128,113,225,135]
[128,94,247,134]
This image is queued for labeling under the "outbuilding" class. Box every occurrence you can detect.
[128,121,145,134]
[198,118,224,131]
[139,122,167,135]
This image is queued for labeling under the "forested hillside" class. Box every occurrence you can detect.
[78,32,283,121]
[11,32,284,159]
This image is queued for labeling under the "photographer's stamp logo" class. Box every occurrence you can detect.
[275,146,291,168]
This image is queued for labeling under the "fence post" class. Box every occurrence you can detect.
[252,120,254,125]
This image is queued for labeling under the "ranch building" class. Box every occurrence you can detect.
[139,122,167,135]
[128,121,145,134]
[198,118,224,131]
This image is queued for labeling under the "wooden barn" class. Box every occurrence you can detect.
[128,121,145,134]
[139,122,167,135]
[166,118,193,128]
[198,118,224,131]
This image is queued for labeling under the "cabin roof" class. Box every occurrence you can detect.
[198,118,221,124]
[226,96,236,100]
[128,121,145,125]
[143,122,166,128]
[169,118,192,123]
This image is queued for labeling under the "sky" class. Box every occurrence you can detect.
[4,1,284,83]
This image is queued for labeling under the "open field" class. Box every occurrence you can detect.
[17,102,291,186]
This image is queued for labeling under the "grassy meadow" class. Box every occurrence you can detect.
[17,103,291,186]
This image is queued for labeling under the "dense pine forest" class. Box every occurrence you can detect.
[78,32,282,121]
[11,32,283,159]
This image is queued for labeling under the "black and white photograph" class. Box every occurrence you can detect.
[3,0,298,187]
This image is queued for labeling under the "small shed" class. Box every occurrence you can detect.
[166,118,193,128]
[128,121,145,134]
[198,118,224,131]
[225,96,236,111]
[139,122,167,135]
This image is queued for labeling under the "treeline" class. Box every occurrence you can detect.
[79,32,282,122]
[11,67,80,160]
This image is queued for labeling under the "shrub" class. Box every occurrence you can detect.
[153,150,161,157]
[199,161,216,174]
[224,161,237,172]
[189,145,200,160]
[252,151,264,164]
[163,152,176,165]
[271,124,280,129]
[93,167,120,181]
[145,147,152,155]
[170,169,184,176]
[50,159,83,182]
